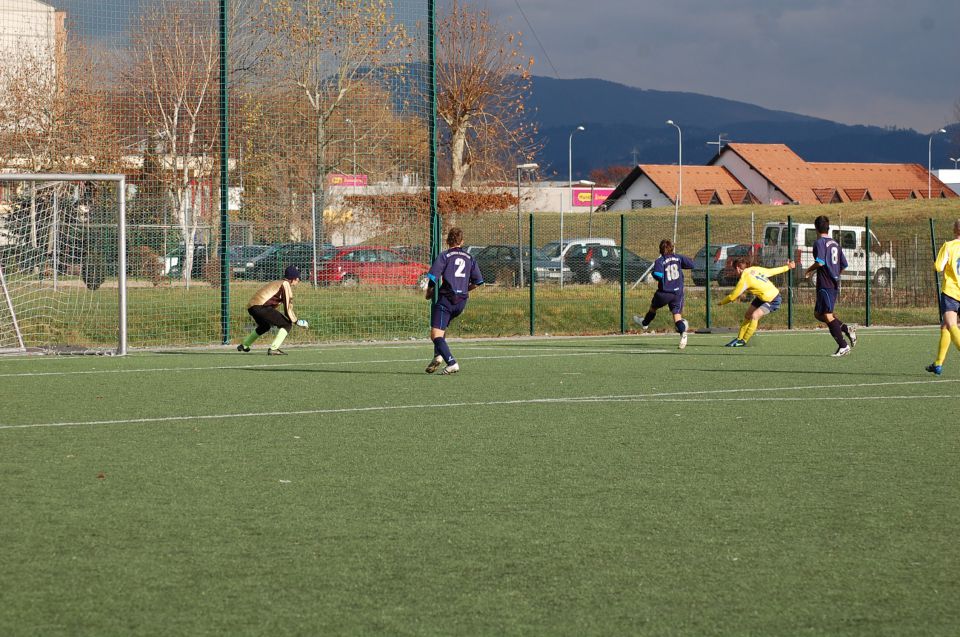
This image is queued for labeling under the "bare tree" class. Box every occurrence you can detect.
[256,0,415,245]
[437,0,538,189]
[0,34,120,173]
[122,0,220,287]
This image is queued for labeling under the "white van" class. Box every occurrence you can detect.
[540,237,616,263]
[761,221,896,287]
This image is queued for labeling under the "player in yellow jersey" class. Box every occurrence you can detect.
[718,258,795,347]
[926,219,960,375]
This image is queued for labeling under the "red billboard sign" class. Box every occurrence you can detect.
[572,187,614,208]
[327,173,368,187]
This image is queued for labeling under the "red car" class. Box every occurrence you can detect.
[314,246,429,287]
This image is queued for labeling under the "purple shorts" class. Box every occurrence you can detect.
[431,297,467,330]
[650,290,684,314]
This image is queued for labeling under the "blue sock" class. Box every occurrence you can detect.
[643,311,656,326]
[675,320,686,333]
[432,337,455,364]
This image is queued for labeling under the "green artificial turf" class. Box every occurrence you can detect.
[1,328,958,636]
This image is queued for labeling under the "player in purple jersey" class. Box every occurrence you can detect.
[632,239,696,349]
[424,227,483,375]
[802,215,856,357]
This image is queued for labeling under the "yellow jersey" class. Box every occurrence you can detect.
[934,238,960,300]
[720,265,791,304]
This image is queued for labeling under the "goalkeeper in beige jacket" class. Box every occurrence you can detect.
[237,265,308,355]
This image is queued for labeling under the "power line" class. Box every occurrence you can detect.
[512,0,561,78]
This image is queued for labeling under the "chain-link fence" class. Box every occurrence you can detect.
[0,0,433,351]
[0,2,952,351]
[444,211,947,340]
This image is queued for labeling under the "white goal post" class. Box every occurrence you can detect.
[0,173,127,355]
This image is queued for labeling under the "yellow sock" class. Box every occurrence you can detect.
[742,319,759,342]
[950,325,960,350]
[936,328,951,365]
[737,320,751,341]
[270,328,289,350]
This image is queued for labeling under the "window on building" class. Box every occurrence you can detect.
[630,199,652,209]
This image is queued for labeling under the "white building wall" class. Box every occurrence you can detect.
[0,0,57,72]
[936,169,960,195]
[714,152,790,204]
[605,175,673,211]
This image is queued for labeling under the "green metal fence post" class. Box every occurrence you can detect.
[704,213,711,329]
[529,213,535,336]
[427,0,439,316]
[865,216,871,326]
[620,214,626,333]
[787,215,793,329]
[218,0,230,344]
[930,218,943,323]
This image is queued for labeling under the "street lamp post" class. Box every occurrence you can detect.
[929,128,947,199]
[950,157,960,169]
[516,163,538,287]
[562,125,584,289]
[579,180,596,235]
[345,118,357,193]
[666,119,682,243]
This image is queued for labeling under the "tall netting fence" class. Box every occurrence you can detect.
[439,209,948,341]
[0,0,431,350]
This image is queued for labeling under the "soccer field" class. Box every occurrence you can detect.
[1,328,959,636]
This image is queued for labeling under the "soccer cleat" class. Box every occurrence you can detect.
[425,355,444,374]
[679,332,688,350]
[267,348,287,356]
[832,345,852,357]
[441,362,460,375]
[730,339,747,348]
[846,325,857,348]
[632,315,649,331]
[237,344,250,353]
[926,363,943,376]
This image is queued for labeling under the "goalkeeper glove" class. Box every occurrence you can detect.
[296,319,309,328]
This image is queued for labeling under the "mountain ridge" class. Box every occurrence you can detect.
[527,75,955,180]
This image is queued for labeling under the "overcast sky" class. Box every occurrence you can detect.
[472,0,959,132]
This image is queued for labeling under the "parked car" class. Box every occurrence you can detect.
[229,244,276,279]
[245,242,329,281]
[463,245,487,257]
[540,237,617,264]
[566,244,653,285]
[692,243,739,285]
[761,221,896,286]
[390,245,430,264]
[472,244,570,286]
[314,246,429,287]
[717,243,763,285]
[163,243,209,279]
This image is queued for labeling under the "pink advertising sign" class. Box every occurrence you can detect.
[572,188,613,208]
[327,173,368,187]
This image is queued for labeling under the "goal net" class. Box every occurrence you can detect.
[0,174,127,355]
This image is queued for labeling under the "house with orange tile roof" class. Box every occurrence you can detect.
[598,165,758,211]
[711,143,958,204]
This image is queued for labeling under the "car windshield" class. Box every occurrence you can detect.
[695,244,726,258]
[233,245,271,260]
[540,242,563,258]
[523,247,549,261]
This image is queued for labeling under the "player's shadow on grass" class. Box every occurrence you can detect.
[482,341,669,350]
[243,367,425,376]
[677,366,906,376]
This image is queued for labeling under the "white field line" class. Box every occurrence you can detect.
[2,378,957,431]
[0,349,670,379]
[0,325,939,363]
